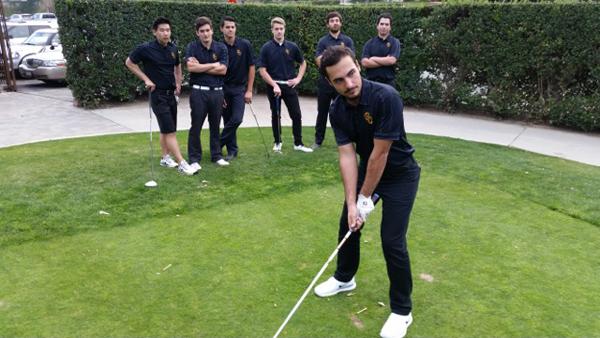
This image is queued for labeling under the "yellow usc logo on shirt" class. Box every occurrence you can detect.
[171,52,176,60]
[363,111,374,125]
[236,48,242,56]
[340,42,345,47]
[285,48,290,56]
[386,42,391,48]
[212,53,218,61]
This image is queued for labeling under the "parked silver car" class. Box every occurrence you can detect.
[19,45,66,84]
[10,28,59,71]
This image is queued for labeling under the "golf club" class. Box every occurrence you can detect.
[247,103,270,159]
[275,95,282,153]
[145,91,157,188]
[273,194,381,338]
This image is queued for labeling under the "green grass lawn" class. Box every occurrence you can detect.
[0,128,599,337]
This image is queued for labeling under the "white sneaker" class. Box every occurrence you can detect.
[314,276,356,297]
[160,155,178,168]
[294,144,314,153]
[273,142,282,153]
[380,312,413,338]
[178,160,196,176]
[216,158,230,166]
[190,162,202,172]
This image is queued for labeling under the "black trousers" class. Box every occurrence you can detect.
[334,165,421,315]
[314,82,337,146]
[220,84,246,156]
[188,89,224,163]
[266,84,303,146]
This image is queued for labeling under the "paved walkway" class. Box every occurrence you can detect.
[1,86,599,166]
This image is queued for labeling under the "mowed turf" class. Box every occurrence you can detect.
[0,128,599,337]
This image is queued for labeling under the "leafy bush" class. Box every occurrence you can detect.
[55,0,600,132]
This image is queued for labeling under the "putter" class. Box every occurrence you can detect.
[145,91,157,188]
[247,103,270,159]
[273,194,381,338]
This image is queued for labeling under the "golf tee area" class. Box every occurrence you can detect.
[0,129,599,336]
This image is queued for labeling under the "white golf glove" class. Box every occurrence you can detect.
[356,194,375,221]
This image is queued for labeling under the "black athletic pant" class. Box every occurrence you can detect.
[266,84,303,146]
[188,88,224,163]
[334,165,420,316]
[314,81,337,146]
[220,84,246,157]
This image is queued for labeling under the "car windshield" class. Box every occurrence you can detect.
[24,31,54,46]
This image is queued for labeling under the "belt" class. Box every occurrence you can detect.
[154,88,175,95]
[192,85,222,91]
[274,80,290,85]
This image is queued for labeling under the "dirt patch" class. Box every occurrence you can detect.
[419,273,434,282]
[350,314,365,329]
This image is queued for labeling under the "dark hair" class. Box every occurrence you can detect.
[220,15,236,28]
[195,16,213,31]
[325,11,342,24]
[376,12,392,25]
[152,17,171,31]
[319,45,356,78]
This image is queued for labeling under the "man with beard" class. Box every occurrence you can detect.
[361,13,401,87]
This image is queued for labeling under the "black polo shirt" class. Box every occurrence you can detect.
[316,32,355,86]
[329,79,415,177]
[361,35,401,82]
[129,40,180,90]
[257,39,304,81]
[184,40,228,87]
[223,37,255,86]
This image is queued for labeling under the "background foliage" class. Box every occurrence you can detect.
[55,0,600,131]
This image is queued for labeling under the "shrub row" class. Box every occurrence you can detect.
[55,0,600,132]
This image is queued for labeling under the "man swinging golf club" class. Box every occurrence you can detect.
[314,45,421,338]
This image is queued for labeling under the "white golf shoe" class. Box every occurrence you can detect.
[160,155,178,168]
[314,276,356,297]
[190,162,202,172]
[178,160,196,176]
[293,144,314,153]
[273,142,283,153]
[380,312,413,338]
[216,158,230,166]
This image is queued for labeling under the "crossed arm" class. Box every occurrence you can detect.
[360,55,397,69]
[186,57,227,75]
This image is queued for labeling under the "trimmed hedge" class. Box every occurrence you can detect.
[55,0,600,132]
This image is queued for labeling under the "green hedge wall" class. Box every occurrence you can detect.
[55,0,600,132]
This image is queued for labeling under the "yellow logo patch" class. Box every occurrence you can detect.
[386,42,391,48]
[363,112,373,125]
[340,42,345,47]
[213,53,218,61]
[285,48,290,55]
[171,52,176,60]
[236,48,242,56]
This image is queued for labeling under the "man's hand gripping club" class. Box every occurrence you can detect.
[348,194,378,232]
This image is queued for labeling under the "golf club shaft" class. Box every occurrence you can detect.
[273,230,352,338]
[276,96,282,144]
[148,92,155,180]
[248,103,270,158]
[273,194,380,338]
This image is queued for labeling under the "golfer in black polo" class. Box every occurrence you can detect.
[185,16,230,169]
[361,13,401,87]
[313,11,355,149]
[125,16,196,176]
[314,46,420,338]
[219,16,255,161]
[258,17,313,153]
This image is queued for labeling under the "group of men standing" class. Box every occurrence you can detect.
[126,12,419,338]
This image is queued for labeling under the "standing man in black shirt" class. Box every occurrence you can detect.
[361,13,401,88]
[314,46,420,338]
[258,17,313,154]
[312,11,355,150]
[185,16,230,170]
[219,16,255,161]
[125,17,196,176]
